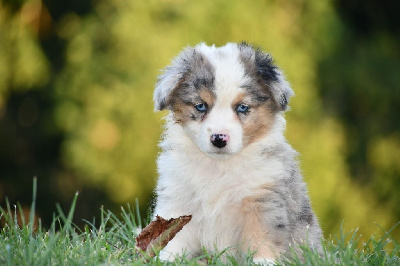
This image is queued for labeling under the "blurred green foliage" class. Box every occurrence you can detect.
[0,0,399,240]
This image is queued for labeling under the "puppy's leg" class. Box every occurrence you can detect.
[158,222,200,261]
[253,257,276,265]
[241,185,291,263]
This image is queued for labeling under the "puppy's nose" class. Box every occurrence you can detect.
[210,134,229,148]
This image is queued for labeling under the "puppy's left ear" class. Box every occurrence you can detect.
[254,50,294,111]
[269,70,294,111]
[153,47,193,111]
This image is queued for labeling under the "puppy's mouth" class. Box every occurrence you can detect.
[205,147,237,159]
[209,150,227,155]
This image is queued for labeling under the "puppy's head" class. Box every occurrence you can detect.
[154,43,293,158]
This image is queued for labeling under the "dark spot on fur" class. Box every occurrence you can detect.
[307,214,314,225]
[298,204,314,225]
[158,100,167,110]
[194,77,214,90]
[280,94,288,109]
[256,95,269,102]
[272,200,284,209]
[276,223,286,229]
[254,50,279,83]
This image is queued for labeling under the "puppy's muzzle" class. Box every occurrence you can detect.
[210,134,229,148]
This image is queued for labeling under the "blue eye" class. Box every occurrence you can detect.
[236,104,249,113]
[195,102,208,112]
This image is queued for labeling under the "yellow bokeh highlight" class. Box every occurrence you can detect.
[90,119,120,151]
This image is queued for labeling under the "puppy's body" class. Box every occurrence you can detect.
[153,43,322,262]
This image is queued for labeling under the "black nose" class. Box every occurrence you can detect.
[210,134,228,148]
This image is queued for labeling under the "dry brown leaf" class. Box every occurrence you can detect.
[135,215,192,257]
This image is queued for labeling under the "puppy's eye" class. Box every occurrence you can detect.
[236,104,249,113]
[195,102,208,112]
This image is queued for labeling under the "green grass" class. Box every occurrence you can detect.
[1,180,399,265]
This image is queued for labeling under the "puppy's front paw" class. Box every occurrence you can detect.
[253,257,275,265]
[159,250,176,262]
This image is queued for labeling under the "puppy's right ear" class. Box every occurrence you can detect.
[153,47,194,111]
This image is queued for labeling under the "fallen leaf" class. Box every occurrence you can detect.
[135,215,192,257]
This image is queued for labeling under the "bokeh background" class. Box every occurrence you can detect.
[1,0,399,240]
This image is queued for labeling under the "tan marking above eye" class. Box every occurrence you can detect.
[199,89,215,106]
[232,92,247,107]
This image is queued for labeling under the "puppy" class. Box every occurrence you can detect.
[152,42,322,263]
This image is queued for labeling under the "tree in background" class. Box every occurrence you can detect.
[317,0,400,233]
[0,0,398,239]
[0,0,113,225]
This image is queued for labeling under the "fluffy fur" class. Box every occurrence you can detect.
[152,42,322,263]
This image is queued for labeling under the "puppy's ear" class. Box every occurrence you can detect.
[269,69,294,111]
[153,47,194,111]
[254,50,294,111]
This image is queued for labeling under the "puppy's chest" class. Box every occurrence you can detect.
[166,153,281,208]
[159,149,284,215]
[180,164,264,214]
